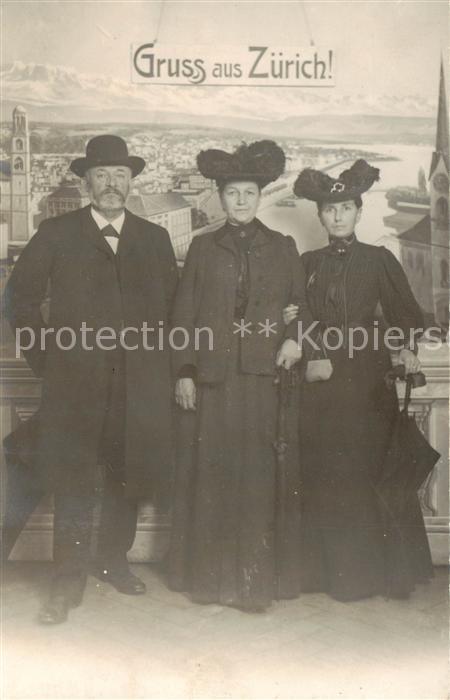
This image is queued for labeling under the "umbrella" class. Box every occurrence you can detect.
[2,412,106,562]
[2,412,44,561]
[375,370,440,597]
[377,370,440,515]
[273,366,298,599]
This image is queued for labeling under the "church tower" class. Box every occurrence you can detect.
[10,105,33,243]
[429,60,449,332]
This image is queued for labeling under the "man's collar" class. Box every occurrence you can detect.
[90,206,125,234]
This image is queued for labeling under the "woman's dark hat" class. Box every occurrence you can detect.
[197,140,285,188]
[70,135,145,178]
[293,159,380,203]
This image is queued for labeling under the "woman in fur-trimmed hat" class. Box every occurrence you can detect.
[167,140,313,611]
[283,159,433,601]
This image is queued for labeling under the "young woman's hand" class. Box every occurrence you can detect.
[399,349,421,375]
[283,304,299,326]
[175,378,196,410]
[276,339,302,370]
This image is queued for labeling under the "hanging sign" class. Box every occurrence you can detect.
[131,44,335,87]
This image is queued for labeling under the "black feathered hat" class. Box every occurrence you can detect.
[197,140,285,188]
[70,135,145,178]
[293,159,380,203]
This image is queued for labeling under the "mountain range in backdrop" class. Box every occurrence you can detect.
[0,62,436,143]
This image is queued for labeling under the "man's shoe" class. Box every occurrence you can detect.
[38,589,82,625]
[95,565,146,595]
[38,593,71,624]
[38,577,85,625]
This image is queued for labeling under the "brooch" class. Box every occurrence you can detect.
[330,182,345,193]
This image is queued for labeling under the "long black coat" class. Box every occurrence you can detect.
[171,219,312,383]
[4,206,178,500]
[168,219,314,608]
[297,239,433,600]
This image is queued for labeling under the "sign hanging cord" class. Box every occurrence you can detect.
[300,1,315,47]
[153,0,166,45]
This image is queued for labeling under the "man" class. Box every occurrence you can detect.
[3,135,178,624]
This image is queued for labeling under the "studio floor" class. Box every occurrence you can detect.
[1,563,448,700]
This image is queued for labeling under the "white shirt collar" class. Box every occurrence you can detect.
[90,206,125,235]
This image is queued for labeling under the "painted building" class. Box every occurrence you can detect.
[176,171,212,191]
[0,161,11,231]
[382,61,449,333]
[170,187,211,211]
[428,61,449,332]
[45,179,89,218]
[10,106,33,244]
[127,192,192,260]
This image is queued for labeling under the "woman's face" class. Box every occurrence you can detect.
[220,180,261,225]
[319,199,362,238]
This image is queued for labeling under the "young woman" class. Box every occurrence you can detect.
[167,141,312,611]
[285,159,433,601]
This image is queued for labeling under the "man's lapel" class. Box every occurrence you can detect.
[80,206,116,260]
[80,206,141,264]
[115,210,148,304]
[116,209,139,261]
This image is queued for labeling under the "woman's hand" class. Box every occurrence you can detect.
[283,304,299,326]
[399,349,421,375]
[175,378,196,411]
[276,339,302,370]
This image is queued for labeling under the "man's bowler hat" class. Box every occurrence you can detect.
[70,135,145,178]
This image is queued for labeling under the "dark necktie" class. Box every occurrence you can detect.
[103,224,120,239]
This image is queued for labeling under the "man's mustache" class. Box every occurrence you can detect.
[100,188,125,198]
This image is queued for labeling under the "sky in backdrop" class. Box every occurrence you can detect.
[1,1,448,119]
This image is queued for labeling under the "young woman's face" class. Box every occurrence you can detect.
[319,199,362,238]
[220,181,261,225]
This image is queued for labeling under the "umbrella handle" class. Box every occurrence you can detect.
[403,374,413,413]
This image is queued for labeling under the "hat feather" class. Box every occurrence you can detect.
[245,140,286,179]
[197,140,285,184]
[293,168,334,199]
[196,149,232,179]
[338,159,380,189]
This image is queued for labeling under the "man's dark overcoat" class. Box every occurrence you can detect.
[4,205,178,500]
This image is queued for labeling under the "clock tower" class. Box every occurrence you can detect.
[10,105,33,243]
[429,60,449,332]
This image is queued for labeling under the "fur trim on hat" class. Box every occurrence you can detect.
[197,140,285,187]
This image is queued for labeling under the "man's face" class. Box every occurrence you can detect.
[85,165,132,213]
[319,199,362,238]
[220,180,261,225]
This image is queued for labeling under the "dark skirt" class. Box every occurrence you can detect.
[167,335,302,610]
[298,340,433,601]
